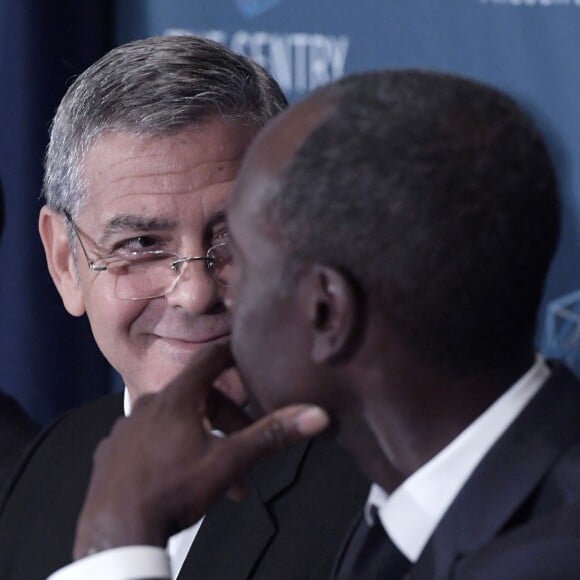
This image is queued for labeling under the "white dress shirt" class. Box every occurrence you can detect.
[366,355,550,562]
[49,358,550,579]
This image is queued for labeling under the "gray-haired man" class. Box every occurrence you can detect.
[0,36,368,580]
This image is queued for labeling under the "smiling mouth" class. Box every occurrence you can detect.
[157,333,231,346]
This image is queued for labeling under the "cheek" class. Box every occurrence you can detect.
[230,292,268,401]
[83,285,147,349]
[231,290,299,413]
[230,294,257,367]
[223,259,242,311]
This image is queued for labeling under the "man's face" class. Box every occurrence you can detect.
[225,183,307,415]
[225,100,330,414]
[46,119,258,403]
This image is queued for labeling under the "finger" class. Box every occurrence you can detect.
[210,405,330,490]
[244,405,330,448]
[206,388,252,434]
[166,342,235,398]
[128,392,156,413]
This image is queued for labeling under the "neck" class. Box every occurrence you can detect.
[338,349,535,491]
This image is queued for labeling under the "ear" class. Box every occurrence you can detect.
[38,206,86,317]
[305,265,362,364]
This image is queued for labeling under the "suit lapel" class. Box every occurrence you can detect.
[177,440,311,579]
[412,364,580,579]
[250,439,310,501]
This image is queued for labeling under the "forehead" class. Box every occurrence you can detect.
[80,118,258,224]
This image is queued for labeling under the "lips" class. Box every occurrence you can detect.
[143,309,232,353]
[151,333,231,364]
[151,314,231,346]
[157,332,230,345]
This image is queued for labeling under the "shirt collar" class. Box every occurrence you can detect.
[367,355,551,562]
[123,388,132,417]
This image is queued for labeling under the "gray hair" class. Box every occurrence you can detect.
[43,35,287,217]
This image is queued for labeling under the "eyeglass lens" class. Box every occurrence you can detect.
[110,243,231,300]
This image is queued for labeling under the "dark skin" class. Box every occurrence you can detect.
[72,95,534,560]
[345,325,533,481]
[73,343,330,558]
[226,97,535,489]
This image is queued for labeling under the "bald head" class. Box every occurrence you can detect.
[234,69,560,376]
[232,95,335,222]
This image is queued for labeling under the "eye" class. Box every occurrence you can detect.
[113,236,162,254]
[210,228,229,246]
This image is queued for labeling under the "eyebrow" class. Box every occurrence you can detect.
[98,215,176,246]
[97,211,229,247]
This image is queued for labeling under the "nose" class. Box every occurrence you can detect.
[165,260,222,313]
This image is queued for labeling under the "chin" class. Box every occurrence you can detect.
[128,380,171,402]
[127,362,187,400]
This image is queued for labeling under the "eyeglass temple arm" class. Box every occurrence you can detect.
[62,209,103,271]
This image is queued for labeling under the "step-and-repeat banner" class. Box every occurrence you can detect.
[116,0,580,370]
[1,1,579,423]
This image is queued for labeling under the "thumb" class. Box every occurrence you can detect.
[247,404,331,448]
[213,405,330,487]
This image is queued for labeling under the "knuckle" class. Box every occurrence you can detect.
[131,392,156,412]
[262,418,290,450]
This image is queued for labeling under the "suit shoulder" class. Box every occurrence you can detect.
[0,390,38,437]
[0,393,125,578]
[0,393,123,505]
[27,392,122,456]
[454,502,580,579]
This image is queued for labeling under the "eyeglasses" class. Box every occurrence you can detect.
[64,211,232,301]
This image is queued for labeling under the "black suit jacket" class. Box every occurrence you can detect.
[0,390,38,498]
[0,393,369,580]
[405,364,580,579]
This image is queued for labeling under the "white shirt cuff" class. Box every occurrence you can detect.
[47,545,171,580]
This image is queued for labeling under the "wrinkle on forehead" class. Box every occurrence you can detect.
[99,159,242,197]
[79,120,257,223]
[85,137,247,197]
[74,123,252,258]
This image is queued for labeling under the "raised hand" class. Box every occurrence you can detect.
[73,343,329,560]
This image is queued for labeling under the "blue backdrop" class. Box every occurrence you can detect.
[116,0,580,373]
[1,0,579,424]
[0,1,114,424]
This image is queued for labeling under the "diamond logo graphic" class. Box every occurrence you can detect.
[544,289,580,377]
[233,0,283,19]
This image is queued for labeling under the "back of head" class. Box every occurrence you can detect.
[44,35,287,216]
[269,70,560,375]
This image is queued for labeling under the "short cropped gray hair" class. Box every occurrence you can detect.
[43,35,287,217]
